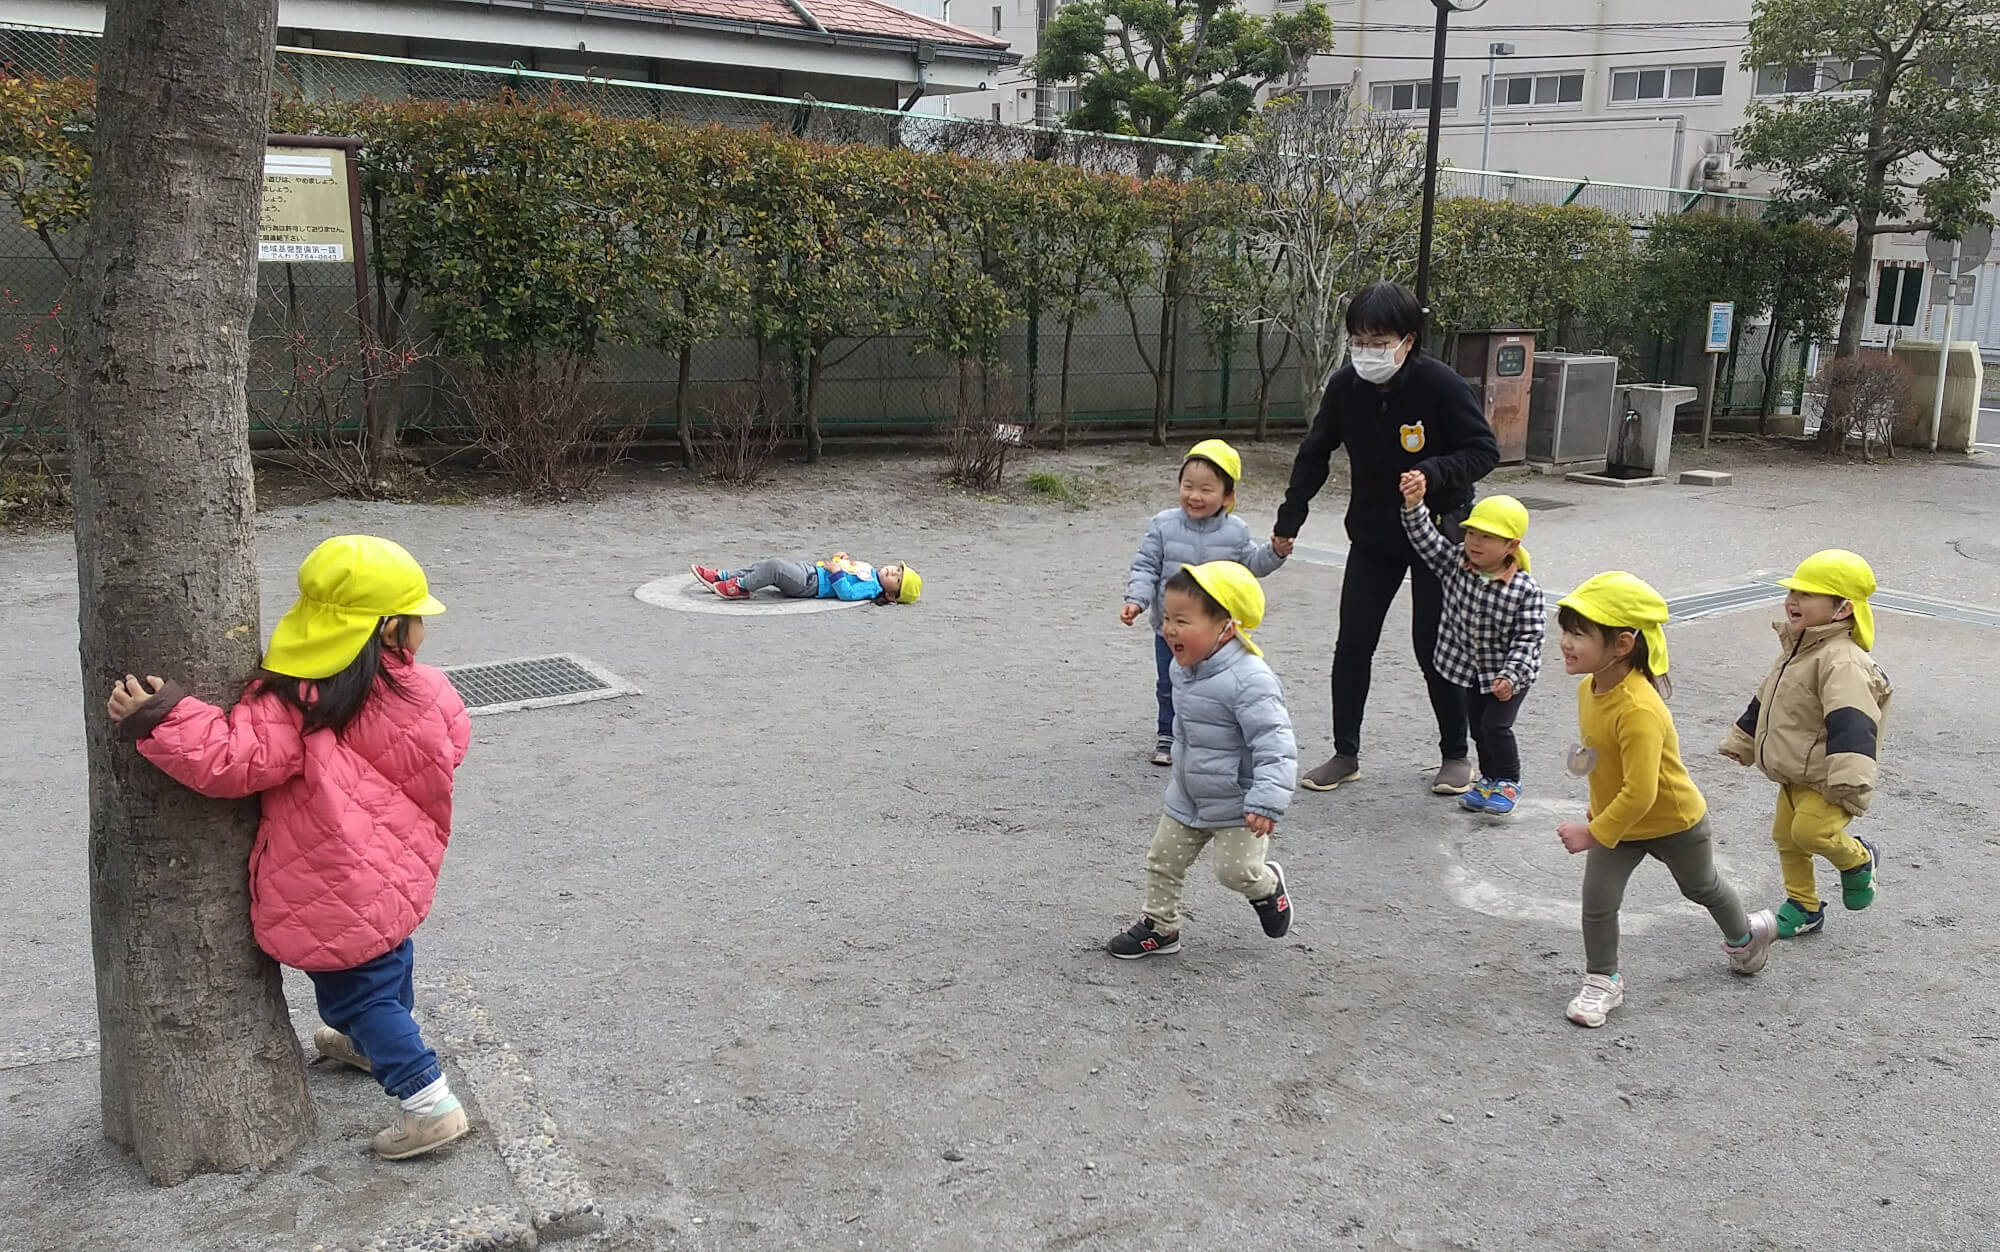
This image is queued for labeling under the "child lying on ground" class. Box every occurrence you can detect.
[692,554,922,605]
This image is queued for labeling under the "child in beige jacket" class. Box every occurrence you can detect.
[1719,550,1891,938]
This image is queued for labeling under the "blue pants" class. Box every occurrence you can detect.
[1154,633,1175,735]
[306,938,442,1100]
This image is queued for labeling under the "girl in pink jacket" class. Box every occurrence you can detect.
[107,535,473,1161]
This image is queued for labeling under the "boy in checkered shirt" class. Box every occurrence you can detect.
[1399,472,1548,815]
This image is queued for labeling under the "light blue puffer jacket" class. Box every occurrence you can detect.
[1125,508,1286,633]
[1165,639,1298,827]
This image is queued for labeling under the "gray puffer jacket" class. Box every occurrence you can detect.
[1165,639,1298,827]
[1126,508,1286,633]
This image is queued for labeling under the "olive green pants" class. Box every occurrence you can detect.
[1141,815,1278,931]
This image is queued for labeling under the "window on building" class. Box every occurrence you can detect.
[1298,85,1346,108]
[1054,86,1079,114]
[1370,78,1459,113]
[992,5,1002,31]
[1755,57,1881,96]
[1487,71,1584,109]
[1611,63,1725,102]
[992,102,1002,123]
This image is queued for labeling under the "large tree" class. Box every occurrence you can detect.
[69,0,314,1184]
[1737,0,2000,356]
[1036,0,1334,152]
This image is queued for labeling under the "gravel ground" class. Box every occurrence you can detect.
[3,435,1998,1251]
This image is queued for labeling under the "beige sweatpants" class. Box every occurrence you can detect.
[1141,815,1279,931]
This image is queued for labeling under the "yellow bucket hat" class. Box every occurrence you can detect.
[1778,549,1875,650]
[262,535,447,679]
[895,564,923,605]
[1184,439,1242,511]
[1464,494,1530,572]
[1558,571,1670,676]
[1183,560,1265,657]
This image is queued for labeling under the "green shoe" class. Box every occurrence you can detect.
[1841,839,1880,911]
[1776,899,1825,938]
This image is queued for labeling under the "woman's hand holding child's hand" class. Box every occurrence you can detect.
[1120,603,1143,626]
[1399,470,1427,505]
[107,674,165,724]
[1247,813,1275,836]
[1556,821,1596,855]
[1270,534,1295,559]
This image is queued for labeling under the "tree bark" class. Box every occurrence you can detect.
[805,349,825,463]
[1835,212,1878,358]
[69,0,313,1186]
[674,338,696,468]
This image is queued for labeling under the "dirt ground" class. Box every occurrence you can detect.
[4,434,1998,1251]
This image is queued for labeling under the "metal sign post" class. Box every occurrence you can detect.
[1701,301,1733,450]
[1923,225,1992,454]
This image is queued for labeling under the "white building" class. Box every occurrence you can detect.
[15,0,1019,110]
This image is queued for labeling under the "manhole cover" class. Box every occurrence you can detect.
[443,654,639,715]
[1953,537,2000,568]
[635,573,866,617]
[1513,496,1574,511]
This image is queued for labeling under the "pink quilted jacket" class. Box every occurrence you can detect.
[135,655,471,972]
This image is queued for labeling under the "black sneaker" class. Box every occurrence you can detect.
[1251,862,1294,938]
[1106,917,1181,959]
[1149,734,1173,767]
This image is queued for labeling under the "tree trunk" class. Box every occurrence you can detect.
[1058,315,1078,452]
[1152,254,1180,447]
[1835,215,1877,358]
[674,339,695,468]
[69,0,313,1187]
[1757,329,1787,435]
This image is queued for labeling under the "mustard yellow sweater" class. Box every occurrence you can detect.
[1576,669,1707,846]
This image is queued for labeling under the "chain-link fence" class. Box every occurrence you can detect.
[1,20,1778,461]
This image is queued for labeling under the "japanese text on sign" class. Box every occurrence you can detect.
[259,147,353,264]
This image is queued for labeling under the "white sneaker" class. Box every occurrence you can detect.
[1566,973,1624,1028]
[1149,734,1173,767]
[1725,908,1777,975]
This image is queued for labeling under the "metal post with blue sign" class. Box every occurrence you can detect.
[1701,301,1733,449]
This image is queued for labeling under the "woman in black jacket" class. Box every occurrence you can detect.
[1272,281,1500,796]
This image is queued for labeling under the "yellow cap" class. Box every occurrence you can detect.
[895,564,923,605]
[1778,549,1875,650]
[1558,571,1670,676]
[1464,494,1531,572]
[1184,438,1243,499]
[262,535,446,679]
[1183,560,1265,657]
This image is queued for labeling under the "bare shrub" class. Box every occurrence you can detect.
[1809,354,1911,461]
[255,319,436,498]
[939,359,1022,491]
[693,364,793,486]
[452,354,641,497]
[0,288,71,518]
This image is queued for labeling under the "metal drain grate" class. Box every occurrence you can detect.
[1664,583,1784,622]
[1513,496,1576,511]
[1870,588,2000,630]
[443,654,640,715]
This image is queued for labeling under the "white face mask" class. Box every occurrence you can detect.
[1350,343,1406,384]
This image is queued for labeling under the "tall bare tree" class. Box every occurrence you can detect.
[1224,94,1423,419]
[69,0,313,1184]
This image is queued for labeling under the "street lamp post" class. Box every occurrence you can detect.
[1415,0,1492,315]
[1480,41,1515,199]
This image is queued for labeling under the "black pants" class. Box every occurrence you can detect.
[1331,536,1470,761]
[1461,685,1525,781]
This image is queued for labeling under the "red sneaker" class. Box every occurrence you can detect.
[690,564,721,586]
[712,578,749,599]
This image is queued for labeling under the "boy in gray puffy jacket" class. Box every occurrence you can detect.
[1122,439,1287,766]
[1107,561,1300,959]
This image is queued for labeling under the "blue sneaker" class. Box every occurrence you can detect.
[1483,780,1521,816]
[1460,777,1495,813]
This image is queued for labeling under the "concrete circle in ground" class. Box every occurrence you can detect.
[1442,793,1763,934]
[1953,537,2000,567]
[635,573,866,617]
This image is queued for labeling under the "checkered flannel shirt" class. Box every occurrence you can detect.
[1401,503,1548,693]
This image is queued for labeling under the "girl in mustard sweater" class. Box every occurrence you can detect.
[1552,573,1776,1028]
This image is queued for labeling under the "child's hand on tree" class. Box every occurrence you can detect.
[1556,821,1596,854]
[107,674,165,724]
[1399,470,1426,506]
[1247,813,1275,836]
[1120,603,1142,626]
